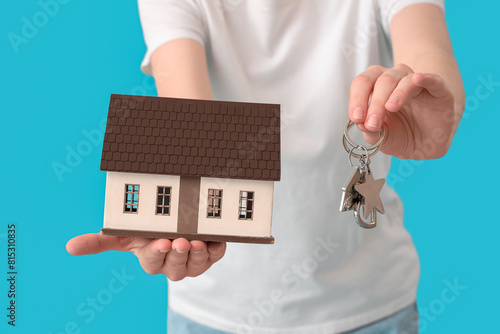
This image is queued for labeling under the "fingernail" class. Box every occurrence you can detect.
[173,248,188,254]
[388,94,399,104]
[159,248,170,253]
[192,249,204,254]
[367,115,379,128]
[353,107,364,120]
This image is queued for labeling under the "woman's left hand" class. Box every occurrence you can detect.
[348,63,457,160]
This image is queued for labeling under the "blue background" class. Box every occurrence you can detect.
[1,1,498,333]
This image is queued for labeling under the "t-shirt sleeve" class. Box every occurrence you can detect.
[137,0,206,75]
[377,0,445,37]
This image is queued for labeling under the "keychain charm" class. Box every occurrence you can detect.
[340,120,386,229]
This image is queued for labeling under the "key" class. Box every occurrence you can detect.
[339,164,385,229]
[339,166,363,212]
[341,120,387,228]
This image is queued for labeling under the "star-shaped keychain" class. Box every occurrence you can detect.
[354,172,385,219]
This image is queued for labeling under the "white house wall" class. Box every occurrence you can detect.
[103,172,180,233]
[197,177,274,237]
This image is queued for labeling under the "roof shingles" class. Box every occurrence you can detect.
[101,94,280,181]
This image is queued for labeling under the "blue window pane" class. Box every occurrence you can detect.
[133,185,139,192]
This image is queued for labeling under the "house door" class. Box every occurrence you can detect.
[177,176,201,234]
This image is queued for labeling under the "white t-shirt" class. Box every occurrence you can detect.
[138,1,444,333]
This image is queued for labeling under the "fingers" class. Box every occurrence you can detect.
[185,240,210,275]
[163,238,191,281]
[134,239,172,275]
[162,240,226,281]
[66,233,150,255]
[384,73,449,112]
[384,74,423,112]
[68,234,226,281]
[349,65,385,124]
[207,242,226,264]
[365,64,413,131]
[350,64,414,132]
[134,238,191,280]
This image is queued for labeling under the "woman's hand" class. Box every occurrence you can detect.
[66,234,226,281]
[348,63,457,160]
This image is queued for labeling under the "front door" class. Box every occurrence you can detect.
[177,176,201,234]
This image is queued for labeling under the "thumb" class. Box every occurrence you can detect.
[412,73,450,98]
[66,233,148,255]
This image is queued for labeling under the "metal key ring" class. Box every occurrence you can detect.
[342,120,385,158]
[348,145,370,168]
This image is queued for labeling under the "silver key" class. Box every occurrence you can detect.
[339,166,363,212]
[341,120,387,229]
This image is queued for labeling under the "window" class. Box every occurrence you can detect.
[156,186,171,215]
[124,184,139,213]
[238,191,254,220]
[207,189,223,218]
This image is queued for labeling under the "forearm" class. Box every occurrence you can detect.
[150,39,213,100]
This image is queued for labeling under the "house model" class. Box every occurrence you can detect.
[100,94,280,244]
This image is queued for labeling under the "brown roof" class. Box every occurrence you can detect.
[100,94,280,181]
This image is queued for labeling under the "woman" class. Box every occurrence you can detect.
[67,1,464,332]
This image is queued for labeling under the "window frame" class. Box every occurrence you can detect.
[207,189,223,219]
[238,190,254,220]
[124,184,140,214]
[156,186,172,216]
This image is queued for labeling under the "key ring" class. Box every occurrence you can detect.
[339,119,387,229]
[342,120,386,159]
[348,145,370,169]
